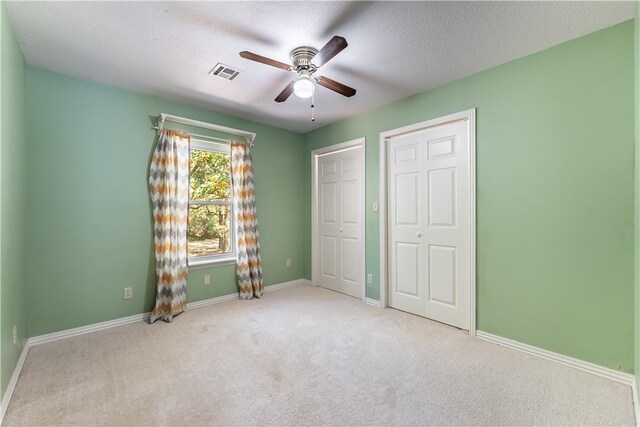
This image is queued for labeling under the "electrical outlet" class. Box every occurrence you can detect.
[367,274,373,284]
[12,325,17,345]
[372,201,379,212]
[286,259,291,268]
[204,275,211,286]
[124,287,133,300]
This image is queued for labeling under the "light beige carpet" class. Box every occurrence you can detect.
[3,284,635,426]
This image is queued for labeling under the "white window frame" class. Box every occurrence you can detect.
[188,139,236,268]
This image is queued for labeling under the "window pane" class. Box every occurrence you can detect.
[188,204,233,257]
[189,149,231,201]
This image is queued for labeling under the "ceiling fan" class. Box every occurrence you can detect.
[239,36,356,103]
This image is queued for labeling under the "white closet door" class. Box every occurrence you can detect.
[318,154,341,292]
[388,134,425,315]
[388,120,470,330]
[317,146,363,298]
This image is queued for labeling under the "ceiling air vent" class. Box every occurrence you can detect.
[210,63,241,81]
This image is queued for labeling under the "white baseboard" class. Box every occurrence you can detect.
[186,279,308,310]
[185,293,240,310]
[29,278,308,346]
[0,341,30,424]
[265,278,311,292]
[28,311,151,346]
[476,330,634,386]
[365,297,381,308]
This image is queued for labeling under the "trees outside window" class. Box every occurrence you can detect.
[188,143,234,260]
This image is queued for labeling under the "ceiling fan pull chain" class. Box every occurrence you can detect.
[311,94,315,122]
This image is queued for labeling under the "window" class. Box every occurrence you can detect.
[188,140,234,264]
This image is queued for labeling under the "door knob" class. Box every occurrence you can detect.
[417,233,422,237]
[340,228,343,232]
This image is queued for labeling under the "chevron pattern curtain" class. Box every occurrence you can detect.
[231,141,264,299]
[148,128,190,323]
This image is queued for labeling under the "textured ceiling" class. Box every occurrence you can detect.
[5,1,637,133]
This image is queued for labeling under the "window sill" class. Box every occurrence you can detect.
[188,257,237,270]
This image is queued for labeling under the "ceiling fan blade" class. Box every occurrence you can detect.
[316,76,356,97]
[313,36,348,67]
[275,81,295,103]
[239,51,291,71]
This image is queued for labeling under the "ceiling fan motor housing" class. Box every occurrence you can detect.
[290,46,318,71]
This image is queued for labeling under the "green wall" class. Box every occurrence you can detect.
[0,2,28,398]
[304,21,635,372]
[25,68,307,337]
[635,1,640,387]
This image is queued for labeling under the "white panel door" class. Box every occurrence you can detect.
[317,146,363,298]
[388,120,470,330]
[388,138,424,315]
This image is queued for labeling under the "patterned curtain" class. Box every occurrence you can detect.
[148,128,190,323]
[231,140,264,299]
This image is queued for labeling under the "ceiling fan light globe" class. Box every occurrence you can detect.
[294,76,315,98]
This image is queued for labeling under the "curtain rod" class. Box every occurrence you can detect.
[151,126,255,147]
[156,113,256,144]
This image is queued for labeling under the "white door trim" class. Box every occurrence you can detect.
[312,137,366,302]
[379,109,476,335]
